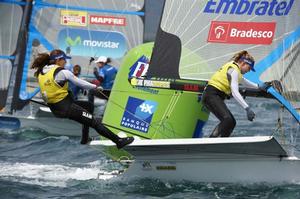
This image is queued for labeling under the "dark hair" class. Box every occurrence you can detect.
[73,64,81,75]
[230,50,255,63]
[106,57,111,64]
[31,49,65,77]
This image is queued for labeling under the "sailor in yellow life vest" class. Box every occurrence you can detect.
[31,49,134,148]
[202,50,271,137]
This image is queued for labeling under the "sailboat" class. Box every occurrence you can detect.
[90,0,300,183]
[0,0,145,135]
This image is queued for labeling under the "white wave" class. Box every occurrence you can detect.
[0,162,118,187]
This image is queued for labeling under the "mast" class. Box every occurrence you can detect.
[10,0,33,112]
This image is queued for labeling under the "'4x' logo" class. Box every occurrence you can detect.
[139,103,153,114]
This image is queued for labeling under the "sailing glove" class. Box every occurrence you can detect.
[91,86,103,93]
[245,107,255,121]
[95,86,103,92]
[258,82,272,92]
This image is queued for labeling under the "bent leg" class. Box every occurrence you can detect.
[75,100,94,144]
[203,94,236,137]
[66,102,134,148]
[67,102,120,142]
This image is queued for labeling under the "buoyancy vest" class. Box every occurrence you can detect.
[38,66,68,104]
[208,61,242,95]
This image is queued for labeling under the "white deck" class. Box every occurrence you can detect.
[90,136,287,157]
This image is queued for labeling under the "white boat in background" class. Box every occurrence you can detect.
[0,106,100,136]
[0,0,146,135]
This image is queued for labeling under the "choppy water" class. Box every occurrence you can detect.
[1,97,300,198]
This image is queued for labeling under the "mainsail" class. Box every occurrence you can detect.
[0,0,146,133]
[1,0,145,112]
[135,0,300,123]
[0,1,24,112]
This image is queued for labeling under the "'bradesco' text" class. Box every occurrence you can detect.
[204,0,294,16]
[230,29,273,38]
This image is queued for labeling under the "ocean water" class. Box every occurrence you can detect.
[1,97,300,199]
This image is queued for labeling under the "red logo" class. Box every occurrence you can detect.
[131,61,149,78]
[183,84,199,91]
[207,21,276,45]
[90,15,126,26]
[62,16,86,25]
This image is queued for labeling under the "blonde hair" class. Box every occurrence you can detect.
[230,50,255,63]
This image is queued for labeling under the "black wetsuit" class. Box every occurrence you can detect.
[201,85,236,137]
[46,67,123,145]
[48,95,121,144]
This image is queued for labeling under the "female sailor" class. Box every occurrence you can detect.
[31,49,134,148]
[202,50,270,137]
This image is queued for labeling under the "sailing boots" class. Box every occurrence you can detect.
[116,137,134,149]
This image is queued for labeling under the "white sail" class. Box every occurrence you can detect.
[0,2,23,111]
[0,0,146,135]
[145,0,300,122]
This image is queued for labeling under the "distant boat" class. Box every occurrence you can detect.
[0,0,145,135]
[90,0,300,183]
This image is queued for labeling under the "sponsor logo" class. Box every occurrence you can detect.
[203,0,294,16]
[207,21,276,45]
[57,28,126,58]
[121,97,158,133]
[90,15,126,26]
[131,78,170,88]
[60,10,87,26]
[142,161,152,170]
[129,56,159,94]
[44,79,51,86]
[156,166,176,170]
[135,86,159,95]
[143,80,170,88]
[82,112,92,119]
[129,56,149,78]
[65,36,81,47]
[183,84,200,91]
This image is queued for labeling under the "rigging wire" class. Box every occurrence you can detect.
[152,91,181,138]
[273,105,286,146]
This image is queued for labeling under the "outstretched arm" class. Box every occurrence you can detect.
[229,69,249,109]
[57,70,97,90]
[229,69,255,121]
[241,77,259,89]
